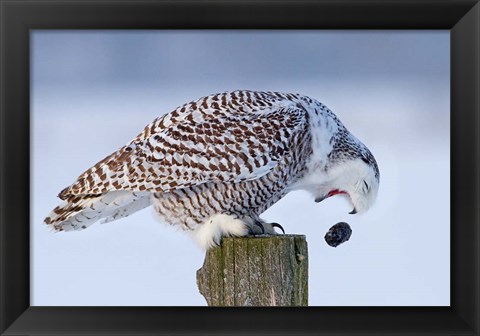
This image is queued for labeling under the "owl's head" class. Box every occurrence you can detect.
[314,145,380,215]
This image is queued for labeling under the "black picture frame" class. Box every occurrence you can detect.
[1,0,479,335]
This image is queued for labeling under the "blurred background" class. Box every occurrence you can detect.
[31,30,450,306]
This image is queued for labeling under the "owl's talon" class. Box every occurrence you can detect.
[254,221,265,234]
[271,222,285,234]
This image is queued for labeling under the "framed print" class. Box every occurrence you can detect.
[30,30,449,308]
[1,0,479,335]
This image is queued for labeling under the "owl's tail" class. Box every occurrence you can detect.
[44,191,152,231]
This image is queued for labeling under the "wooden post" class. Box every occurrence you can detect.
[196,234,308,306]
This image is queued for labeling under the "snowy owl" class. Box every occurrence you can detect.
[44,90,379,249]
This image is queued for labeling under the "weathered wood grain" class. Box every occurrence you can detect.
[196,235,308,306]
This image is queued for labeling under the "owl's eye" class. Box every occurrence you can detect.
[363,180,369,192]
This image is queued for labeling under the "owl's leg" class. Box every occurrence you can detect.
[190,214,286,249]
[191,214,250,249]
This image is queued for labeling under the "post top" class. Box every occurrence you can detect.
[221,234,306,243]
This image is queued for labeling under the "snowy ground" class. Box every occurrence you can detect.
[31,31,449,306]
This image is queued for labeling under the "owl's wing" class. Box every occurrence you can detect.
[59,100,308,200]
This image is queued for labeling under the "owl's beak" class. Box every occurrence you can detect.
[315,189,347,203]
[315,190,357,214]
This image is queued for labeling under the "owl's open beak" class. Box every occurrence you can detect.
[315,189,346,203]
[315,189,357,214]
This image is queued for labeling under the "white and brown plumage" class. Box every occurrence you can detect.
[45,90,379,249]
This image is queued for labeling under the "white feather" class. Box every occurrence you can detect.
[189,214,249,249]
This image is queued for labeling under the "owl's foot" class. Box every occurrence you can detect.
[248,221,265,236]
[249,220,285,236]
[192,214,288,249]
